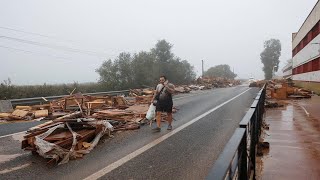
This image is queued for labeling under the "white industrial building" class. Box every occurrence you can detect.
[282,59,292,79]
[292,1,320,93]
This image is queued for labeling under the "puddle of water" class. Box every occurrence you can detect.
[0,154,24,164]
[0,163,30,174]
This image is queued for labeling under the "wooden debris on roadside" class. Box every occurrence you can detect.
[112,96,128,109]
[113,121,140,131]
[196,77,241,89]
[34,110,49,118]
[56,111,82,120]
[135,95,153,104]
[0,113,10,119]
[142,89,154,95]
[174,86,191,93]
[266,80,313,100]
[22,117,113,165]
[125,104,149,118]
[9,109,29,120]
[15,106,32,111]
[129,89,141,96]
[3,86,180,165]
[265,101,284,108]
[129,88,154,97]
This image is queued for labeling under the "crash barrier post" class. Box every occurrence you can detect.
[206,84,266,180]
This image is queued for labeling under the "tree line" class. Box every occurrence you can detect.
[0,40,196,99]
[0,78,104,99]
[204,64,237,79]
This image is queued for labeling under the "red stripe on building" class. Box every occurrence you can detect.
[292,57,320,75]
[293,80,320,83]
[292,20,320,57]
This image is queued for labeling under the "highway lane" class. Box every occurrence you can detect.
[0,86,259,180]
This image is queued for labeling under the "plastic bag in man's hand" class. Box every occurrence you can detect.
[146,104,156,120]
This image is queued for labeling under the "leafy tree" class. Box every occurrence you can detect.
[131,51,157,87]
[204,64,237,79]
[96,52,134,90]
[167,58,196,84]
[260,39,281,80]
[151,39,174,77]
[96,39,196,90]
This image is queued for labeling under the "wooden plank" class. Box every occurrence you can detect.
[44,131,72,141]
[54,130,95,149]
[55,111,82,121]
[24,129,48,138]
[0,113,10,118]
[126,104,149,114]
[31,104,50,110]
[35,110,49,118]
[11,109,29,118]
[15,106,32,111]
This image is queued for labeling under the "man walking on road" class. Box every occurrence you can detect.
[151,75,175,132]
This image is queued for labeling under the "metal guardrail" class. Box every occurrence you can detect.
[207,84,266,180]
[9,90,130,106]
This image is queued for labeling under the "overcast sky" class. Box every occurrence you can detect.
[0,0,318,85]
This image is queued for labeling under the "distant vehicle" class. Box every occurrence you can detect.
[248,77,256,83]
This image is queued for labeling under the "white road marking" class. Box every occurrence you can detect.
[299,105,310,117]
[0,163,31,174]
[83,88,251,180]
[173,88,231,100]
[173,90,211,100]
[0,131,26,139]
[291,102,310,117]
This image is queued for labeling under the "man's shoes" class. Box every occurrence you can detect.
[167,124,172,130]
[152,127,161,132]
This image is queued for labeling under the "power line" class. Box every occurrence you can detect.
[0,26,117,56]
[0,35,109,57]
[0,26,60,39]
[0,45,73,63]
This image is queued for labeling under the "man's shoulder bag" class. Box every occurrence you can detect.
[153,86,165,106]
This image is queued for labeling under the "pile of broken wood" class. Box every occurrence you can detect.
[130,86,192,94]
[22,113,113,165]
[17,91,154,165]
[196,77,241,89]
[0,88,181,165]
[266,80,313,100]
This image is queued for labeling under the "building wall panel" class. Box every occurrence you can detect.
[293,2,320,49]
[292,70,320,82]
[283,69,292,77]
[292,33,320,68]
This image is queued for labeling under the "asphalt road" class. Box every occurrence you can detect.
[0,85,259,180]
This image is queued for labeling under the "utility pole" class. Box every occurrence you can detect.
[202,60,204,78]
[233,67,235,79]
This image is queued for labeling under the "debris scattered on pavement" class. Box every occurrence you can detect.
[265,101,284,108]
[7,88,172,165]
[2,82,244,165]
[22,117,113,165]
[265,79,313,100]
